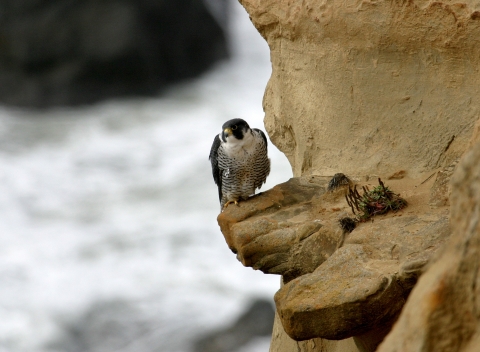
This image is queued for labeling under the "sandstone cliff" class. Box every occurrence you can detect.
[243,0,480,178]
[217,0,480,351]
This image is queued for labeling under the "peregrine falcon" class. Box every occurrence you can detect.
[209,118,270,210]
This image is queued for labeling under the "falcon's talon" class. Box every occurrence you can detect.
[223,200,239,209]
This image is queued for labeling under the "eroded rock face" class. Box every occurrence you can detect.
[269,311,359,352]
[377,141,480,352]
[218,175,451,349]
[220,1,480,350]
[239,0,480,178]
[218,176,342,283]
[275,212,450,342]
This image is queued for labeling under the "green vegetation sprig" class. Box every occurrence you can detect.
[345,178,407,222]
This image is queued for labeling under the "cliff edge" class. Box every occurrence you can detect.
[216,0,480,351]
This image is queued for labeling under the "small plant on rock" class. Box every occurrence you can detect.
[345,178,407,222]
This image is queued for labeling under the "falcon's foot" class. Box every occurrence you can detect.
[223,199,240,209]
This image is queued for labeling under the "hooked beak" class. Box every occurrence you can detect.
[223,127,233,137]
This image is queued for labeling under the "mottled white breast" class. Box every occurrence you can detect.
[218,129,256,159]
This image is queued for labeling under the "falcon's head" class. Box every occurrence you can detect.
[221,118,250,142]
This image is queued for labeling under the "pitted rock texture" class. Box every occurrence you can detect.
[239,0,480,178]
[377,141,480,352]
[275,213,450,342]
[218,176,342,283]
[226,0,480,351]
[269,311,359,352]
[218,174,452,349]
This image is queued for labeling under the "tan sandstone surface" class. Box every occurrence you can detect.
[216,0,480,351]
[376,133,480,352]
[240,0,480,178]
[218,170,452,351]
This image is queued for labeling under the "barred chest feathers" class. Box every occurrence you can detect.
[209,118,270,210]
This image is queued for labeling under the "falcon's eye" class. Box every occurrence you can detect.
[232,125,238,130]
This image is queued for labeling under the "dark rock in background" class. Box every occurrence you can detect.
[47,300,152,352]
[47,297,274,352]
[47,299,200,352]
[193,298,275,352]
[0,0,228,107]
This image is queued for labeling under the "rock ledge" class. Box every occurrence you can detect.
[218,173,452,349]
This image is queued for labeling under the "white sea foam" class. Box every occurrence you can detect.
[0,1,291,351]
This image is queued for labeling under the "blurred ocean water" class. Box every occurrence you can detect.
[0,2,292,352]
